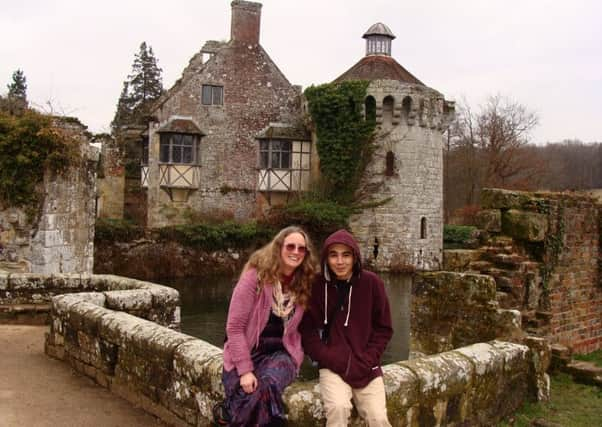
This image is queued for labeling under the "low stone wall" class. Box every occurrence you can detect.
[8,273,548,426]
[0,273,179,327]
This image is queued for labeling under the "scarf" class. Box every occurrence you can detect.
[271,280,296,319]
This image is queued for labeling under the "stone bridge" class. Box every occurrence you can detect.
[1,272,550,426]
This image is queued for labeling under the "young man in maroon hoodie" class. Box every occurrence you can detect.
[300,229,393,426]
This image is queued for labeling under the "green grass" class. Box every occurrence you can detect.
[499,373,602,426]
[443,224,477,249]
[574,350,602,368]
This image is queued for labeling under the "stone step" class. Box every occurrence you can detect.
[489,253,526,269]
[489,235,515,247]
[495,291,515,309]
[466,260,493,272]
[480,245,516,256]
[519,261,540,273]
[565,360,602,387]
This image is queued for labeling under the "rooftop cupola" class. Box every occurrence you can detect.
[363,23,395,56]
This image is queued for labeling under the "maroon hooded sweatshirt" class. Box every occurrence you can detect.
[300,229,393,388]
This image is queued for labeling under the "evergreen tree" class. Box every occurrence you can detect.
[5,69,28,114]
[111,82,133,129]
[111,42,164,130]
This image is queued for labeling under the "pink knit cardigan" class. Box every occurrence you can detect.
[222,268,305,375]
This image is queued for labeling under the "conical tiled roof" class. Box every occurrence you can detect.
[334,55,424,85]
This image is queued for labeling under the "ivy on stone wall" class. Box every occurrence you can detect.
[304,80,375,203]
[537,200,566,304]
[0,110,80,215]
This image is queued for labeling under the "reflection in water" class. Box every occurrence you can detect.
[162,273,411,373]
[380,273,411,363]
[161,274,236,348]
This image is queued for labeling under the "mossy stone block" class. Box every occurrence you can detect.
[481,188,531,210]
[502,209,548,242]
[475,209,502,232]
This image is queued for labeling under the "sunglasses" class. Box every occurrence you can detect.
[284,243,307,254]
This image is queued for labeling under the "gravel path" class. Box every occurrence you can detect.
[0,324,164,427]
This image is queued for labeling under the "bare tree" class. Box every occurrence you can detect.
[444,95,543,220]
[476,95,540,188]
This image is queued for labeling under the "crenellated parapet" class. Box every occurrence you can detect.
[366,80,455,131]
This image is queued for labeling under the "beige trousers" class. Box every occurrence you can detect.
[319,368,392,427]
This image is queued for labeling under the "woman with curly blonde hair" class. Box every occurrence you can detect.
[218,226,317,426]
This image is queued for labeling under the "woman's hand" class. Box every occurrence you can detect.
[240,372,258,394]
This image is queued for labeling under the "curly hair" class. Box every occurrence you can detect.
[242,225,317,309]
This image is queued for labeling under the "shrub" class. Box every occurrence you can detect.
[95,218,144,242]
[444,224,478,248]
[267,199,354,244]
[157,221,273,250]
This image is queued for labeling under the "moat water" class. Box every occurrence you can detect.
[163,273,411,378]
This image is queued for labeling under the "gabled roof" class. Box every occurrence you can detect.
[156,117,205,135]
[334,55,424,85]
[255,122,310,141]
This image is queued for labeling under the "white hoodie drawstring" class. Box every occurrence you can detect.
[344,284,353,327]
[324,280,328,325]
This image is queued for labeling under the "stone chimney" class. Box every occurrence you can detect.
[230,1,262,45]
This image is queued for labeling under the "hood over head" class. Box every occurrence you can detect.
[321,229,362,280]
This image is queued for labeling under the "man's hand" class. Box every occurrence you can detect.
[240,372,258,394]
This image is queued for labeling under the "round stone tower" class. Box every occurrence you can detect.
[339,23,455,271]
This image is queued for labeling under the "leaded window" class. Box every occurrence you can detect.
[259,140,291,169]
[202,85,223,105]
[159,133,199,164]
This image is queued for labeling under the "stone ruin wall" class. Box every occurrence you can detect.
[350,81,455,272]
[0,273,549,426]
[0,120,97,275]
[96,133,125,220]
[411,271,524,355]
[445,188,602,354]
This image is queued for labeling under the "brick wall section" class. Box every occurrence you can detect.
[546,197,602,353]
[473,189,602,354]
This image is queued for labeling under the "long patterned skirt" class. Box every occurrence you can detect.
[222,350,296,426]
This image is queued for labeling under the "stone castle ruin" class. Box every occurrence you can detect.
[95,0,455,272]
[2,1,602,426]
[0,118,97,275]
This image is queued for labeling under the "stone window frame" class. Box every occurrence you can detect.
[420,217,427,239]
[385,151,395,176]
[201,84,223,105]
[382,95,394,127]
[365,96,376,122]
[159,133,200,165]
[259,139,292,169]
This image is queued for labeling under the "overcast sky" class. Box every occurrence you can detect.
[2,0,601,143]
